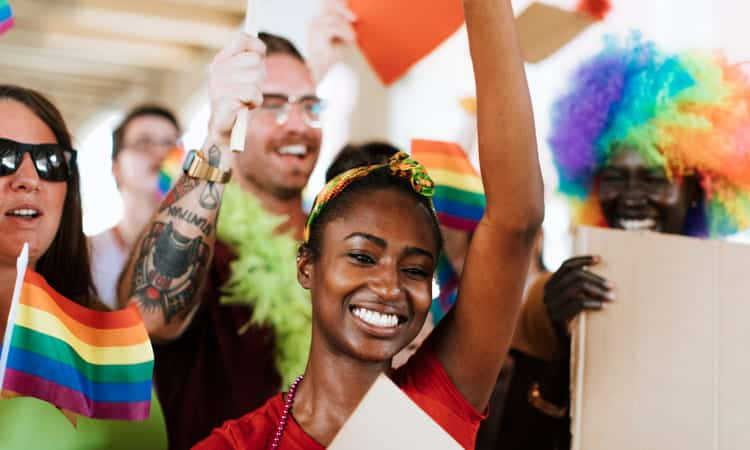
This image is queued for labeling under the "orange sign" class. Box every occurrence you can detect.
[348,0,465,85]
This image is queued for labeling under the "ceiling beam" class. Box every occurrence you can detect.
[0,45,149,81]
[0,27,206,70]
[14,0,241,49]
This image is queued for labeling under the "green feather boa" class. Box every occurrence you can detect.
[217,183,311,388]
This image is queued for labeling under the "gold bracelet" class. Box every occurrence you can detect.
[528,382,568,418]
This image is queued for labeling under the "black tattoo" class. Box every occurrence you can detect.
[159,176,201,213]
[167,205,214,235]
[132,221,209,323]
[199,145,221,210]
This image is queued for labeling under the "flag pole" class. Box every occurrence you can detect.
[229,0,260,152]
[0,242,29,389]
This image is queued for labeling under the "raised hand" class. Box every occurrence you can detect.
[207,32,267,145]
[306,0,357,82]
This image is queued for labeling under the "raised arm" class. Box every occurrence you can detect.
[117,34,266,341]
[432,0,545,410]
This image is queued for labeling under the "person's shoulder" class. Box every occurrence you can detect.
[194,394,283,450]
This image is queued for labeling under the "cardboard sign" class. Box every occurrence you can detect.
[571,226,750,450]
[329,374,462,449]
[516,2,595,63]
[348,0,465,85]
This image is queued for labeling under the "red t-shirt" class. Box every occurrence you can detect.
[193,346,486,449]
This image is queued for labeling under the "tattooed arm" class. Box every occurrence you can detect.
[117,34,266,341]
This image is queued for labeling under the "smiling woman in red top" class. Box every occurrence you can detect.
[193,0,544,448]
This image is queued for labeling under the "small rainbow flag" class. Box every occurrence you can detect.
[0,244,154,421]
[411,139,486,232]
[411,140,486,323]
[157,146,184,200]
[0,1,14,36]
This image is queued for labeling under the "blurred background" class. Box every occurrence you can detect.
[2,0,747,268]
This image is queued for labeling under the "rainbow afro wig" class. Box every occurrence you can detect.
[550,33,750,237]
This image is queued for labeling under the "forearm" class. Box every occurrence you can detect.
[464,0,544,230]
[118,141,230,340]
[434,0,545,411]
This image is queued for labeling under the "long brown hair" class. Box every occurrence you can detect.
[0,85,100,309]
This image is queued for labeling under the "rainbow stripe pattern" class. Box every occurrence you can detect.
[0,246,153,421]
[411,139,486,232]
[0,0,14,35]
[157,146,185,200]
[550,33,750,237]
[411,139,486,322]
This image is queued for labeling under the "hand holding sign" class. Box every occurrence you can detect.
[207,31,266,150]
[307,0,357,82]
[228,0,263,152]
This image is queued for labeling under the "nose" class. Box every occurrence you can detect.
[9,154,41,192]
[621,174,648,207]
[369,265,403,303]
[281,104,311,134]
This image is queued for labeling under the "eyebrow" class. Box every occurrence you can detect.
[345,233,435,262]
[262,92,321,101]
[345,232,386,248]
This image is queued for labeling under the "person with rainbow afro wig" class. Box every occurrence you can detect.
[553,33,750,237]
[491,34,750,450]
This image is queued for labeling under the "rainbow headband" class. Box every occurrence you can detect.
[304,151,436,242]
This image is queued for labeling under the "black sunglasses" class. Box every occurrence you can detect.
[0,138,77,182]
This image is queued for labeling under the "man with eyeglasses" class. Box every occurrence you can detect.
[118,32,330,450]
[89,105,181,310]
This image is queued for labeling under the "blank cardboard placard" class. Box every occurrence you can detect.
[571,226,750,450]
[348,0,464,85]
[516,2,595,63]
[329,374,462,450]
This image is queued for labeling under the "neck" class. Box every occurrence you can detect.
[292,335,390,446]
[234,174,307,240]
[118,190,158,249]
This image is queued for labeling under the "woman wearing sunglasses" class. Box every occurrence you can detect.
[0,85,166,449]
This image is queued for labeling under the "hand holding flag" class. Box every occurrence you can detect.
[0,244,154,422]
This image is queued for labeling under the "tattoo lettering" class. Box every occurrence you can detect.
[159,176,201,213]
[132,221,209,323]
[167,205,214,235]
[199,145,222,210]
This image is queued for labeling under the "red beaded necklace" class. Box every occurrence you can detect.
[270,375,305,450]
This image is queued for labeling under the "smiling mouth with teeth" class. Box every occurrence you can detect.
[6,209,41,219]
[617,218,657,231]
[276,145,308,156]
[350,306,405,329]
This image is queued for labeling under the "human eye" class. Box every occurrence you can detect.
[262,95,287,109]
[348,251,375,265]
[402,266,430,280]
[645,170,668,183]
[599,169,624,183]
[302,99,323,115]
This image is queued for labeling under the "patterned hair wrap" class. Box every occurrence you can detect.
[304,151,436,242]
[550,33,750,237]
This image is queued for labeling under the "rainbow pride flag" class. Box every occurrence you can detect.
[411,139,486,232]
[0,244,153,421]
[411,140,486,322]
[157,146,185,200]
[0,1,14,36]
